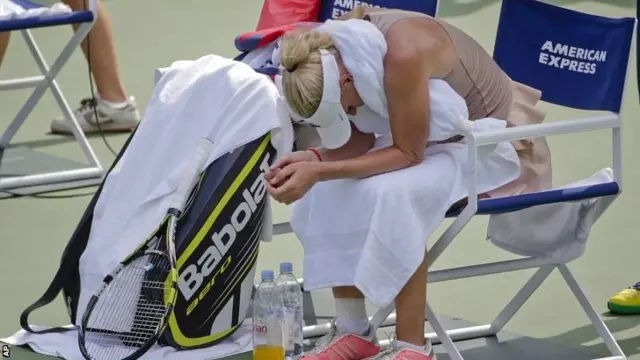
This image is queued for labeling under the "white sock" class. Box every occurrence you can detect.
[335,298,369,335]
[396,340,432,353]
[98,94,130,109]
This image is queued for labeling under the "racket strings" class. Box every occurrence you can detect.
[83,251,172,360]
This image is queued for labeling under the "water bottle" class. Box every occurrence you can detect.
[253,270,285,360]
[276,262,304,359]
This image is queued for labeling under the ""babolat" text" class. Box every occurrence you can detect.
[178,152,271,315]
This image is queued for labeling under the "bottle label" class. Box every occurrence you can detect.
[254,308,284,347]
[253,321,269,347]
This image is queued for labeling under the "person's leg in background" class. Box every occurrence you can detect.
[0,32,9,69]
[73,0,127,103]
[305,256,436,360]
[49,0,141,134]
[608,281,640,315]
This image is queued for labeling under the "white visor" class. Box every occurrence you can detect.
[290,49,351,149]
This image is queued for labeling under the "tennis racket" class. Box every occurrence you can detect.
[78,138,214,360]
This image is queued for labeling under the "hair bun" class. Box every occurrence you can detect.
[279,29,337,118]
[280,29,334,74]
[285,63,298,72]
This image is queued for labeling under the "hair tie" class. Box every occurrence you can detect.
[286,64,298,72]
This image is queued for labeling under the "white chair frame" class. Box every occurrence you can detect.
[0,0,104,191]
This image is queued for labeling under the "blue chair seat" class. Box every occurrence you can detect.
[0,0,93,32]
[446,181,620,217]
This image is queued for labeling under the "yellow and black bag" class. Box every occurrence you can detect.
[19,130,276,350]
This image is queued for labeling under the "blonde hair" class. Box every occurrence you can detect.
[280,29,337,118]
[279,6,367,117]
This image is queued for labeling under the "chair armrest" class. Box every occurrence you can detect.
[461,113,620,212]
[471,114,619,146]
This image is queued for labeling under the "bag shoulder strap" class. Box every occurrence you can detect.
[19,127,139,334]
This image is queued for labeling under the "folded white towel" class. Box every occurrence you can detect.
[316,19,388,120]
[488,168,615,262]
[80,54,291,323]
[0,0,71,21]
[291,132,521,306]
[1,322,253,360]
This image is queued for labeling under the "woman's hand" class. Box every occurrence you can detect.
[266,161,320,205]
[265,150,319,185]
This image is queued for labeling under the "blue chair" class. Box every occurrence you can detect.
[0,0,103,191]
[294,0,635,359]
[317,0,439,22]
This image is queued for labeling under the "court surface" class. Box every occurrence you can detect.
[0,0,639,359]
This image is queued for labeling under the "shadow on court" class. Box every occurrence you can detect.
[541,314,640,357]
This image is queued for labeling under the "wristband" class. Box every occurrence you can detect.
[309,148,323,162]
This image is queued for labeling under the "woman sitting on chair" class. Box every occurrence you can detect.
[265,6,551,360]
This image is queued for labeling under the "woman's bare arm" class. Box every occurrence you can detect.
[313,20,450,181]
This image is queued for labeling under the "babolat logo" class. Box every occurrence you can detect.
[178,152,270,310]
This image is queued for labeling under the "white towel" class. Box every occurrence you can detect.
[2,54,293,360]
[315,19,516,144]
[316,19,388,120]
[487,168,616,262]
[1,323,253,360]
[288,18,522,307]
[291,132,520,307]
[0,0,71,21]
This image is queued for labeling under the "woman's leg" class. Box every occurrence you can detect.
[303,264,434,360]
[362,255,434,359]
[302,287,379,360]
[49,0,141,135]
[334,259,429,346]
[333,286,370,335]
[395,255,428,347]
[0,32,10,69]
[66,0,127,102]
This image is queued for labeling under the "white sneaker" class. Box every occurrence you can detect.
[50,96,141,135]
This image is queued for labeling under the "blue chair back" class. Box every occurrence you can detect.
[493,0,635,113]
[318,0,438,22]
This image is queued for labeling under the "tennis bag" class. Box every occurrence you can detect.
[19,128,277,350]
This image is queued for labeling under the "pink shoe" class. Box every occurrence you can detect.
[366,341,437,360]
[302,321,381,360]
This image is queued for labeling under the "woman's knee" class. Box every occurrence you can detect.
[0,32,11,68]
[333,286,364,298]
[0,31,11,45]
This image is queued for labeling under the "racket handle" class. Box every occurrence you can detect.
[169,138,214,212]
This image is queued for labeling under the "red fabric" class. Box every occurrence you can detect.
[256,0,322,30]
[235,22,319,52]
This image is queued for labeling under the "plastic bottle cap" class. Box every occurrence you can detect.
[261,269,274,281]
[280,262,293,273]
